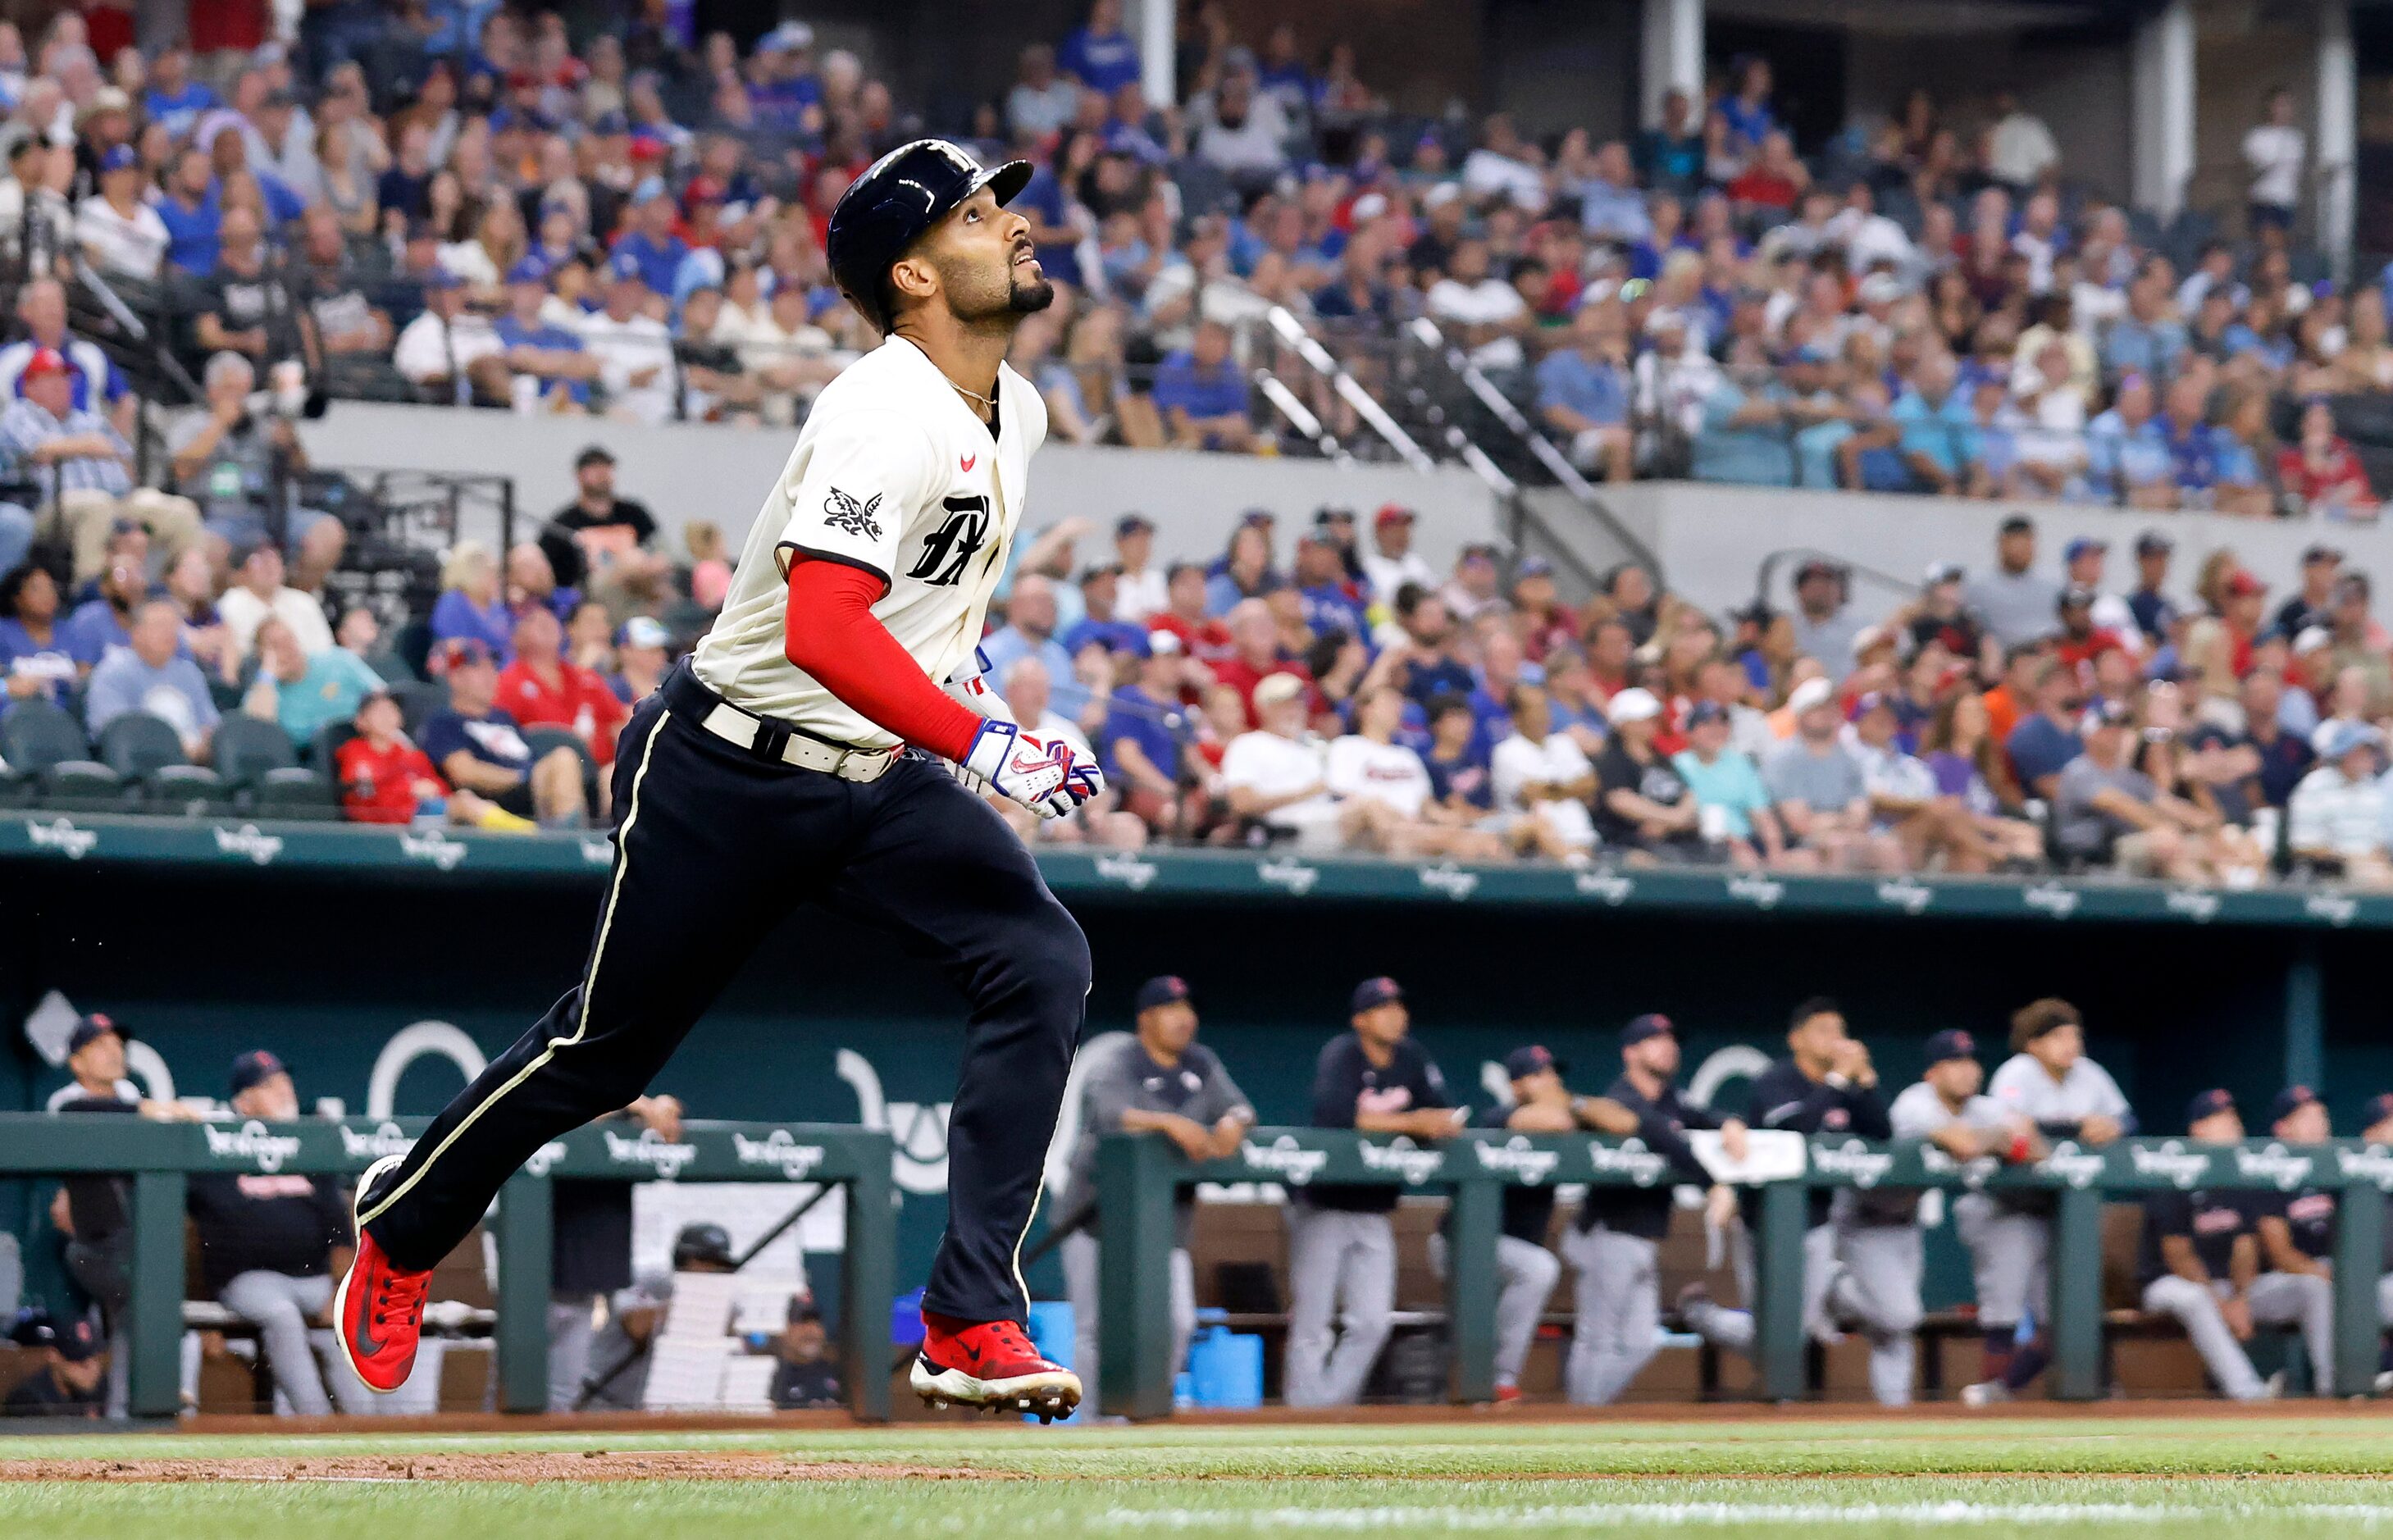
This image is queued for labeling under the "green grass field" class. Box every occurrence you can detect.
[4,1417,2393,1538]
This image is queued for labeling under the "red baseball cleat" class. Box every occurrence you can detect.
[332,1155,433,1394]
[910,1311,1082,1421]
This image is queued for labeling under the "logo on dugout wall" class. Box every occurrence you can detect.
[203,1119,303,1173]
[25,818,96,859]
[734,1129,827,1179]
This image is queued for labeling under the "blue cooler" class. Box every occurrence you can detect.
[1186,1324,1263,1409]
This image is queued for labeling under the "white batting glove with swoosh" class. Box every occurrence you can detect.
[962,719,1076,819]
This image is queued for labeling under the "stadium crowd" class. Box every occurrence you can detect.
[0,0,2362,501]
[0,5,2386,884]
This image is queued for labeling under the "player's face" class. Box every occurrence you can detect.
[1926,1057,1983,1101]
[917,188,1051,326]
[2190,1109,2244,1143]
[1352,1002,1408,1048]
[1626,1033,1678,1080]
[2277,1103,2329,1143]
[2029,1023,2082,1074]
[1139,1000,1198,1055]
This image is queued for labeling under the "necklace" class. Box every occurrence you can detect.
[948,377,996,411]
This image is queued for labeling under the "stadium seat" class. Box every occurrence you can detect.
[1,697,91,777]
[214,715,298,793]
[253,767,341,822]
[98,713,190,783]
[147,763,230,815]
[39,760,127,813]
[308,720,359,774]
[394,680,447,738]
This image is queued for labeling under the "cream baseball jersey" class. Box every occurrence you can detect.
[693,334,1047,748]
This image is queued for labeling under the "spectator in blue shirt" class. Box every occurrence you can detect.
[606,179,690,297]
[1151,319,1253,452]
[418,637,586,825]
[2004,656,2085,800]
[1293,533,1370,640]
[746,23,824,130]
[153,148,221,276]
[141,48,218,142]
[0,562,72,712]
[1099,632,1190,832]
[493,257,596,408]
[57,558,153,668]
[1890,351,1976,494]
[429,540,515,663]
[1633,88,1706,194]
[1535,303,1631,481]
[1420,691,1494,813]
[980,574,1083,717]
[1577,140,1651,244]
[2155,375,2222,503]
[1718,57,1777,154]
[2102,266,2188,382]
[1058,0,1144,94]
[2085,375,2175,508]
[1691,344,1796,487]
[84,599,218,757]
[1062,565,1146,657]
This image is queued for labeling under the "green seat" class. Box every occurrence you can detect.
[39,760,128,814]
[253,767,340,822]
[98,713,189,783]
[148,764,230,816]
[2,698,90,776]
[215,715,298,792]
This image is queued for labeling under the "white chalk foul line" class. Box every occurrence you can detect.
[1101,1502,2393,1530]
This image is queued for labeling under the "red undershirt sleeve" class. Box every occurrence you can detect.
[782,558,983,763]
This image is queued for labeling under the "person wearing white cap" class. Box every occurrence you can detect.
[1763,677,1893,871]
[2287,721,2393,887]
[1588,686,1705,859]
[1220,671,1344,851]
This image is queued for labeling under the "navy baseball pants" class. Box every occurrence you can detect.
[358,663,1091,1324]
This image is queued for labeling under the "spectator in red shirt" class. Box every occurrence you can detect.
[2053,588,2126,671]
[1144,562,1232,667]
[1511,558,1579,663]
[2277,400,2377,520]
[335,689,530,831]
[496,605,628,767]
[1210,598,1310,727]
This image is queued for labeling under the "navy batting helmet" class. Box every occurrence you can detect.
[826,139,1033,335]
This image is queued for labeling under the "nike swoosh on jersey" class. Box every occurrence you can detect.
[960,453,977,471]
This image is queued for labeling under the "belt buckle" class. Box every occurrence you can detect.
[825,745,853,777]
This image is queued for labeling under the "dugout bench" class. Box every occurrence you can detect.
[1094,1128,2393,1418]
[0,1115,896,1422]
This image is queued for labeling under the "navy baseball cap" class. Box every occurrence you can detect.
[2186,1087,2237,1125]
[229,1050,286,1097]
[1922,1029,1977,1066]
[66,1013,122,1055]
[1116,513,1155,537]
[1133,975,1192,1013]
[2135,530,2173,556]
[604,251,649,285]
[2269,1084,2321,1124]
[423,264,467,290]
[2063,537,2106,563]
[1351,976,1404,1013]
[1504,1044,1564,1079]
[2366,1092,2393,1128]
[1620,1012,1675,1046]
[48,1318,100,1363]
[98,144,138,173]
[1684,699,1728,728]
[506,255,551,286]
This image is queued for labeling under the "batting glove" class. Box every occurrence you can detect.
[963,719,1075,819]
[1061,752,1105,808]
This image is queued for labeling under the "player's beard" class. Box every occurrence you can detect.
[1007,271,1056,315]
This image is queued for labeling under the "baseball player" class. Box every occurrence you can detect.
[1056,975,1254,1415]
[1433,1045,1637,1402]
[1682,998,1894,1391]
[1961,997,2135,1406]
[1574,1014,1743,1406]
[2135,1091,2279,1401]
[1286,977,1461,1408]
[334,139,1105,1420]
[2245,1085,2338,1394]
[1867,1030,2042,1406]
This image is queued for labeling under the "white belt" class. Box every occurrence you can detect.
[697,703,900,782]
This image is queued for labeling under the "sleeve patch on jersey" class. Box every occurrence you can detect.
[822,487,885,541]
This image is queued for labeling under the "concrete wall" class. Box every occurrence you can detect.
[294,402,1503,574]
[1599,480,2393,621]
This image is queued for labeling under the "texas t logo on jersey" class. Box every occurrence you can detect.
[823,487,883,540]
[907,494,992,586]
